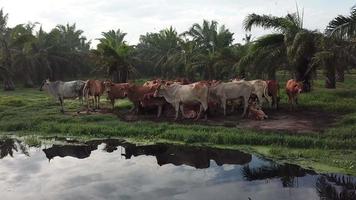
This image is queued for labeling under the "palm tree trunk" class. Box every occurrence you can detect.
[336,68,344,82]
[3,77,15,91]
[24,74,34,88]
[325,65,336,89]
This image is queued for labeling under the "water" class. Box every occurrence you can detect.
[0,137,355,200]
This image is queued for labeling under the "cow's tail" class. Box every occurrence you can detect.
[263,83,271,103]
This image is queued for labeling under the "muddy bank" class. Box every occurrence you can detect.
[77,106,339,134]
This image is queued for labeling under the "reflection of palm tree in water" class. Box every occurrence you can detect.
[0,138,29,159]
[241,163,315,187]
[316,174,356,200]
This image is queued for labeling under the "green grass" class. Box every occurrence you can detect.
[1,74,356,175]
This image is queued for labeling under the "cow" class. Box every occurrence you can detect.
[39,79,86,113]
[104,80,129,109]
[126,84,161,114]
[154,82,209,120]
[83,80,105,110]
[266,80,280,109]
[232,79,271,107]
[209,81,253,117]
[248,100,268,120]
[140,92,167,118]
[286,79,303,110]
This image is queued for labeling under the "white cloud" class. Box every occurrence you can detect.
[0,0,354,47]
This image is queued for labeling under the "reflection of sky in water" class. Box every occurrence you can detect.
[0,143,341,200]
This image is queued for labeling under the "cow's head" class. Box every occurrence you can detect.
[295,82,303,94]
[39,79,50,91]
[103,80,113,93]
[153,83,169,98]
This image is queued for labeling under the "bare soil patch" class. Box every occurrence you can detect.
[75,106,339,134]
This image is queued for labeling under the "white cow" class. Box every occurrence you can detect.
[154,82,209,120]
[40,79,86,113]
[232,79,271,107]
[209,81,253,117]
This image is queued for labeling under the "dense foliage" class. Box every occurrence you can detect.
[1,5,356,90]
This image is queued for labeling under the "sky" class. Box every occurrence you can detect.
[0,0,355,47]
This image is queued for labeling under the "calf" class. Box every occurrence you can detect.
[286,79,303,110]
[248,101,268,120]
[266,80,280,109]
[104,81,129,109]
[154,82,209,120]
[40,79,86,113]
[83,80,105,110]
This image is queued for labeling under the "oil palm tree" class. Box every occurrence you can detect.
[326,5,356,82]
[94,29,136,82]
[238,33,286,79]
[243,11,318,91]
[326,5,356,40]
[137,27,183,78]
[183,20,234,79]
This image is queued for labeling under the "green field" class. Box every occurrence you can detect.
[1,75,356,175]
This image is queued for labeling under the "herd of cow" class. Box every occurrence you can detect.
[39,78,304,120]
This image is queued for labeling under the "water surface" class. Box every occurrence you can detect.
[0,137,355,200]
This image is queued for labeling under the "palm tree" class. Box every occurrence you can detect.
[183,20,234,80]
[238,33,286,79]
[243,11,318,91]
[326,5,356,40]
[94,29,136,82]
[0,9,35,90]
[326,5,356,82]
[137,27,183,78]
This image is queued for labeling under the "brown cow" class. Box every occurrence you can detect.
[104,80,130,109]
[83,80,105,110]
[266,80,280,109]
[286,79,303,110]
[126,84,161,115]
[140,92,167,118]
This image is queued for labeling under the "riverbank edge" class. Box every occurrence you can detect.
[2,131,355,176]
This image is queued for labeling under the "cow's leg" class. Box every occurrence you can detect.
[287,93,293,111]
[111,99,115,110]
[242,96,249,117]
[201,101,208,120]
[174,102,180,120]
[97,96,101,109]
[295,96,299,105]
[157,105,162,118]
[222,98,227,116]
[257,93,263,107]
[59,97,64,113]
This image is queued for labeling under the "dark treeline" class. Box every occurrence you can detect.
[1,5,356,91]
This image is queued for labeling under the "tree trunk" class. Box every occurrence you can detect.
[325,66,336,89]
[121,66,128,83]
[336,68,344,82]
[3,77,15,91]
[24,74,34,88]
[267,70,276,80]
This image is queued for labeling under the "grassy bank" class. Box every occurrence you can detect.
[1,75,356,175]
